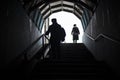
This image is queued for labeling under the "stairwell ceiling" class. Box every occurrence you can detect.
[21,0,99,20]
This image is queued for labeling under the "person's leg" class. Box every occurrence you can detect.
[73,36,75,43]
[56,43,61,59]
[73,40,75,43]
[73,40,77,43]
[48,43,56,60]
[75,40,77,43]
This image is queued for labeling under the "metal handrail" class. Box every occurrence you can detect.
[23,34,50,60]
[85,33,120,44]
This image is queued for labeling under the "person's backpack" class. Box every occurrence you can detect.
[60,27,66,42]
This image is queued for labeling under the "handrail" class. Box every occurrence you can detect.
[44,35,49,41]
[10,33,50,66]
[23,34,50,60]
[85,33,120,44]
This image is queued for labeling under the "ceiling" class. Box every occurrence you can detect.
[20,0,99,20]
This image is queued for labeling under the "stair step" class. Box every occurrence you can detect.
[28,43,115,79]
[31,73,109,80]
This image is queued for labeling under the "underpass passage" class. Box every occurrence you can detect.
[19,0,98,33]
[1,0,120,79]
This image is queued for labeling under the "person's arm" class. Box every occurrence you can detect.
[45,26,51,35]
[45,30,49,35]
[71,28,74,35]
[77,27,80,34]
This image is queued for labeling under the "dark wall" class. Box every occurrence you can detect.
[83,0,120,75]
[0,0,42,67]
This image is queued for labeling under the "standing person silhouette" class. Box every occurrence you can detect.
[45,18,62,59]
[71,24,80,43]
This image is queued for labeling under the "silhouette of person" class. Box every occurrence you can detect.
[45,18,62,59]
[71,24,80,43]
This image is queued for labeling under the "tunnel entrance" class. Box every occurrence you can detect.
[42,11,84,43]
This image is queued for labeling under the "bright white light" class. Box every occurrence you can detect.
[49,11,84,43]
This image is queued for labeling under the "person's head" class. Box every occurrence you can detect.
[51,18,57,23]
[73,24,76,27]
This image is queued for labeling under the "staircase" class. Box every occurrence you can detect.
[28,43,116,80]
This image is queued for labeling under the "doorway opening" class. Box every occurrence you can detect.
[49,11,84,43]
